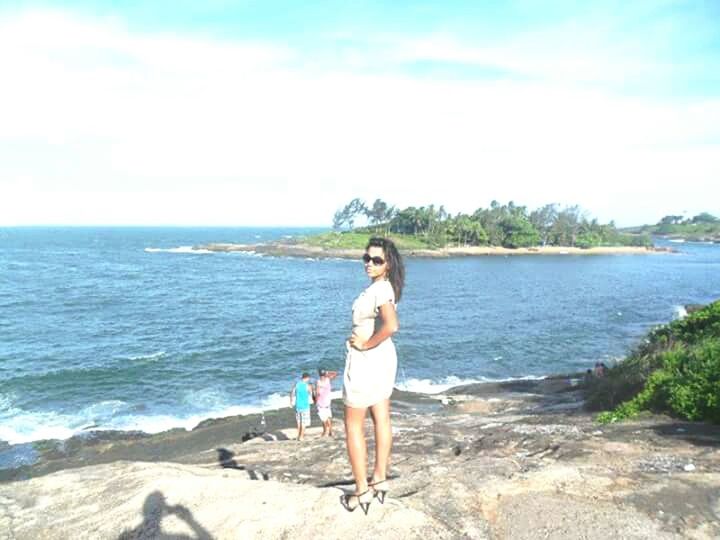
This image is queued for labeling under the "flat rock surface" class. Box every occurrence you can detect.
[2,378,719,539]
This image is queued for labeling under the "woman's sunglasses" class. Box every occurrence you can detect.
[362,253,386,266]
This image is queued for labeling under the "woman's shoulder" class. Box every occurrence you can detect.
[368,279,392,291]
[369,279,394,299]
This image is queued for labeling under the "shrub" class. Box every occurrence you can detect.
[592,300,720,424]
[662,339,720,421]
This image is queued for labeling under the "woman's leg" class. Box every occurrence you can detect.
[344,405,369,493]
[369,399,392,482]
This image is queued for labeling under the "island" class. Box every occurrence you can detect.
[196,199,684,257]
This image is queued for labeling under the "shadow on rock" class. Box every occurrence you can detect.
[216,448,269,480]
[118,490,213,540]
[649,421,720,448]
[216,448,245,470]
[316,473,399,489]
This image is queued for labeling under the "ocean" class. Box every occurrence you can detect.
[1,227,719,454]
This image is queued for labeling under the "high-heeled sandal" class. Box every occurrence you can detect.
[341,489,373,515]
[368,479,389,504]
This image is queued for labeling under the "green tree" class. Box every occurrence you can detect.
[551,205,584,246]
[530,204,559,246]
[453,214,488,245]
[382,205,398,235]
[691,212,718,224]
[500,215,540,247]
[658,215,684,225]
[473,200,505,245]
[389,207,417,235]
[365,199,389,231]
[332,198,368,231]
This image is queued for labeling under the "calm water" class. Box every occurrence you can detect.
[1,227,719,448]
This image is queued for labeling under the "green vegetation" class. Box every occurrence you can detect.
[300,231,433,250]
[331,198,651,248]
[587,301,720,424]
[624,212,720,242]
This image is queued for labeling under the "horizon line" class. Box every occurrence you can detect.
[0,224,333,228]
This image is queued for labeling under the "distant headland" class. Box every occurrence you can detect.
[622,212,720,243]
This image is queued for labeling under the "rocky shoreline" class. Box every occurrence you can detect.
[1,376,718,539]
[196,242,674,259]
[657,234,720,244]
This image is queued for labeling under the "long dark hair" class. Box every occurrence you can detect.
[367,237,405,303]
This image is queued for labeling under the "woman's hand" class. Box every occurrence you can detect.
[348,335,367,350]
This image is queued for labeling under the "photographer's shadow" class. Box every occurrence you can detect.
[118,490,213,540]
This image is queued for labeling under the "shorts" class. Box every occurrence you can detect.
[295,409,310,428]
[317,406,332,422]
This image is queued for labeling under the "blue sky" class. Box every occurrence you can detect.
[1,1,718,226]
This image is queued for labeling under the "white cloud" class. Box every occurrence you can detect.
[0,9,718,226]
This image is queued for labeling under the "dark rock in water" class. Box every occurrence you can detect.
[684,304,705,314]
[0,442,39,471]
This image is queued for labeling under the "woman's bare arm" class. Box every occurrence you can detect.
[349,302,399,350]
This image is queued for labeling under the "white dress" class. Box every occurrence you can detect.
[342,279,398,408]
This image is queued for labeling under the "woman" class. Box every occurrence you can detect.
[341,237,405,514]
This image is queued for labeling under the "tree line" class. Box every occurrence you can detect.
[658,212,718,226]
[333,198,650,248]
[655,213,719,234]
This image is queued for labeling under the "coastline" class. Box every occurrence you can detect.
[0,379,480,483]
[2,376,718,539]
[197,242,675,259]
[653,234,720,244]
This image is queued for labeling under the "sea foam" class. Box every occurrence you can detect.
[396,374,546,395]
[144,246,213,254]
[127,351,166,361]
[0,391,304,446]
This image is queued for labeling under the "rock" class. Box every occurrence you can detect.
[0,462,447,540]
[494,493,679,540]
[2,379,719,539]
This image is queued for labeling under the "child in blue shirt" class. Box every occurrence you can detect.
[290,372,313,440]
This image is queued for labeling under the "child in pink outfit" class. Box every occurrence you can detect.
[314,368,338,437]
